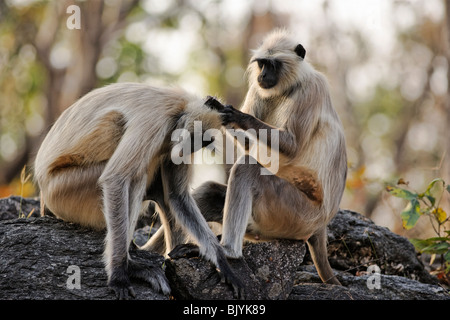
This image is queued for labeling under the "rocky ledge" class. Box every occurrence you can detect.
[0,196,448,300]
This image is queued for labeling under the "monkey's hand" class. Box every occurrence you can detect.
[169,243,246,299]
[204,96,226,111]
[217,260,246,300]
[169,243,201,259]
[219,105,252,129]
[204,96,250,130]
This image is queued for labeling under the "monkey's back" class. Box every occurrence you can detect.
[35,83,192,184]
[34,83,199,229]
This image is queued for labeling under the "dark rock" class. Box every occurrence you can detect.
[0,215,168,300]
[320,209,437,284]
[292,265,448,300]
[0,196,448,300]
[165,240,306,300]
[0,196,40,221]
[339,273,449,300]
[289,283,369,300]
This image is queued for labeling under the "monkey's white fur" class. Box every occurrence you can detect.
[35,84,220,230]
[34,83,237,297]
[218,29,347,285]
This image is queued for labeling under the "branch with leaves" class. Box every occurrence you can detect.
[387,178,450,280]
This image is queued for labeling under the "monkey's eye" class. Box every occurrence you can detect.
[257,60,264,69]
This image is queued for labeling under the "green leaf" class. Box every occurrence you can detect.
[444,251,450,263]
[401,199,421,230]
[386,186,418,201]
[424,178,445,206]
[421,242,450,255]
[426,237,450,242]
[410,238,450,255]
[409,238,433,252]
[425,178,445,191]
[424,194,436,206]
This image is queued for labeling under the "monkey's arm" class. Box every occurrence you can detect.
[220,106,298,159]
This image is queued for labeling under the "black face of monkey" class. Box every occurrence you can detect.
[253,44,306,90]
[255,58,281,89]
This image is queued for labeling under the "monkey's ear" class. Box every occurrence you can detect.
[295,44,306,59]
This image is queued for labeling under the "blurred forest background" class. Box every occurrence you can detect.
[0,0,449,239]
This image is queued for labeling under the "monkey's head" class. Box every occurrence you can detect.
[248,29,309,98]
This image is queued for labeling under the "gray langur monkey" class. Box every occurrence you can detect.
[34,83,243,299]
[194,29,347,285]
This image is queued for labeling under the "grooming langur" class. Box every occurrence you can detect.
[195,30,347,285]
[34,83,243,298]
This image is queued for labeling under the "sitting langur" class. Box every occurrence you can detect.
[34,83,243,298]
[195,30,347,285]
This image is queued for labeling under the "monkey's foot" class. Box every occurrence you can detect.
[128,259,171,295]
[108,266,136,300]
[216,254,246,299]
[109,283,136,300]
[168,243,200,259]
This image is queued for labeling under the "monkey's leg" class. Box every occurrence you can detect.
[101,175,157,299]
[140,224,165,254]
[162,162,222,260]
[162,160,244,298]
[141,168,167,254]
[141,167,187,256]
[41,164,106,229]
[127,177,147,245]
[144,180,227,254]
[168,181,227,258]
[100,175,135,299]
[126,176,171,295]
[220,155,257,258]
[140,202,186,256]
[101,174,170,299]
[145,132,228,251]
[143,180,226,258]
[221,156,339,286]
[307,227,341,285]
